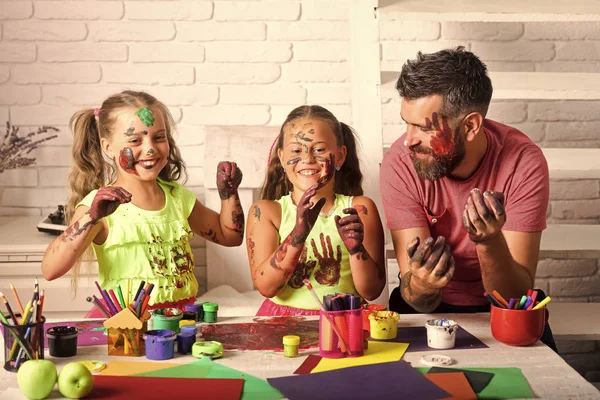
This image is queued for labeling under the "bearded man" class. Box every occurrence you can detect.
[380,48,554,352]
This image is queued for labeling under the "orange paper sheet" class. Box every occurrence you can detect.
[100,360,181,376]
[425,372,477,400]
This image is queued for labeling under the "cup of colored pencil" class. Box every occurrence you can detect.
[486,289,550,346]
[0,280,46,372]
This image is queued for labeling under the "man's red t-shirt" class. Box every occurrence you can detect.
[380,119,549,306]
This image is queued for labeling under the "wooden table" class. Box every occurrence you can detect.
[0,314,599,400]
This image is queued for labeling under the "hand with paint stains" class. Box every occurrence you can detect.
[216,161,243,200]
[335,208,364,255]
[312,233,342,286]
[289,153,335,247]
[405,236,455,291]
[87,187,132,223]
[463,188,506,243]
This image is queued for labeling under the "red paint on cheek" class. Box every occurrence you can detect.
[119,148,138,176]
[431,132,453,155]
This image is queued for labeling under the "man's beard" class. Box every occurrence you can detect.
[410,134,466,181]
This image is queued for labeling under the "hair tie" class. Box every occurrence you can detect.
[93,108,100,117]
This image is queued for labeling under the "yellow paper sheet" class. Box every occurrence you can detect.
[100,360,181,376]
[311,341,409,373]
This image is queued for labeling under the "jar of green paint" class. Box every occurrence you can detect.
[202,303,218,323]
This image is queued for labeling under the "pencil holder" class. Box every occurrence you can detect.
[490,303,548,346]
[1,314,45,372]
[319,309,363,359]
[46,326,78,357]
[103,307,151,357]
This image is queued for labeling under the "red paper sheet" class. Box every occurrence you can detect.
[90,375,244,400]
[424,372,478,400]
[293,354,322,374]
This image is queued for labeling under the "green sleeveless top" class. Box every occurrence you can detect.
[78,179,198,306]
[271,194,359,309]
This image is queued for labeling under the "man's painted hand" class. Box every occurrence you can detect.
[463,188,506,243]
[406,236,455,292]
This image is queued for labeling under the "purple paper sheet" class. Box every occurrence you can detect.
[372,326,488,352]
[44,320,107,347]
[267,360,450,400]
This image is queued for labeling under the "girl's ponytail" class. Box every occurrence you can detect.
[334,122,363,196]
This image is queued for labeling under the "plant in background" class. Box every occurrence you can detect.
[0,121,59,173]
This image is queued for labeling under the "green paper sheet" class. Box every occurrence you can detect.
[136,358,283,400]
[416,367,536,399]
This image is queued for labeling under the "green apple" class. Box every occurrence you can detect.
[16,359,57,400]
[57,362,94,399]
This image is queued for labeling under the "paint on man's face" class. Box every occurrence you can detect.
[425,112,454,155]
[135,107,155,127]
[119,147,138,175]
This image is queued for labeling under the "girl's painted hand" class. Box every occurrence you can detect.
[88,187,131,223]
[216,161,243,200]
[335,208,364,255]
[289,153,335,247]
[463,189,506,243]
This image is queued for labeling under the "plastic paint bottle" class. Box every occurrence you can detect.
[202,303,218,323]
[283,335,300,358]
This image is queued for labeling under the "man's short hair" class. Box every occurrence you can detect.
[396,46,493,118]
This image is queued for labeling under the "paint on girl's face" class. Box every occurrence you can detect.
[289,122,315,154]
[287,157,301,165]
[425,112,454,155]
[135,107,155,127]
[119,147,138,175]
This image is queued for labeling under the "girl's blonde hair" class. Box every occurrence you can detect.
[66,90,187,291]
[261,105,363,201]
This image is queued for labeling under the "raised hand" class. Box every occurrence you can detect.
[216,161,243,200]
[463,188,506,243]
[406,236,455,291]
[334,208,364,255]
[290,154,335,247]
[312,233,342,286]
[88,186,131,223]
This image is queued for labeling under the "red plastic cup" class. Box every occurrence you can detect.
[490,303,548,346]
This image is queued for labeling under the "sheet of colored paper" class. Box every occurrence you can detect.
[137,357,283,400]
[293,354,322,374]
[311,340,409,373]
[268,361,450,400]
[99,360,181,376]
[89,375,244,400]
[371,326,488,352]
[418,367,536,399]
[424,372,477,400]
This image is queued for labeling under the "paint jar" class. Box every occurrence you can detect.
[46,326,78,358]
[177,326,197,355]
[179,319,196,329]
[184,302,205,322]
[319,309,363,358]
[362,304,387,333]
[152,308,183,334]
[425,319,458,349]
[368,311,399,340]
[202,303,218,323]
[282,335,300,358]
[143,329,177,360]
[1,314,46,372]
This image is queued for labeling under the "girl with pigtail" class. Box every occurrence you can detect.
[42,90,244,316]
[247,105,386,316]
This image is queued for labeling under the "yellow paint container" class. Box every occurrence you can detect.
[283,335,300,358]
[368,311,399,340]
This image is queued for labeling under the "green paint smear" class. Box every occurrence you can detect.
[135,107,155,127]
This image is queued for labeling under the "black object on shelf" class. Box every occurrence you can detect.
[37,205,67,235]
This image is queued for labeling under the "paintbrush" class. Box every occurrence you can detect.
[302,279,349,353]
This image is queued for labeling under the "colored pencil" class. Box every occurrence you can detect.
[115,284,126,309]
[532,296,551,310]
[140,295,151,317]
[526,290,538,310]
[133,281,145,306]
[491,290,509,308]
[95,281,115,315]
[0,292,19,325]
[108,289,122,312]
[126,279,131,305]
[9,284,24,316]
[0,312,33,361]
[86,296,110,319]
[507,298,515,310]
